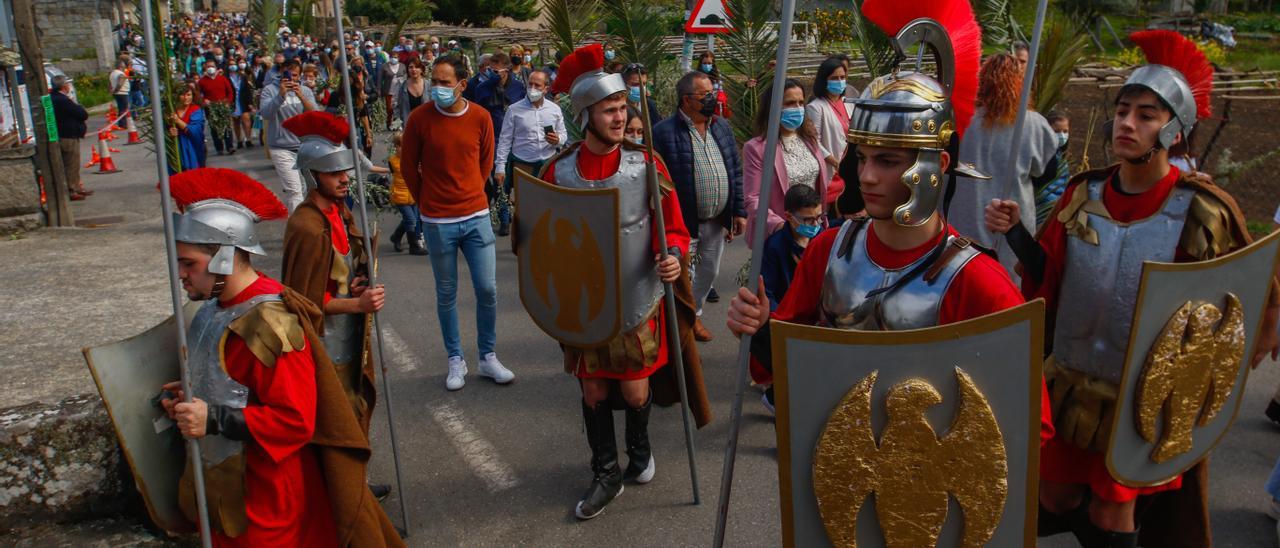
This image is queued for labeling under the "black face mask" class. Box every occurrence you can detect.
[695,93,717,118]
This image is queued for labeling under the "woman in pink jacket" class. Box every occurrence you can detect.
[742,78,836,247]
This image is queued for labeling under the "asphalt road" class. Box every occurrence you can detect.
[50,130,1280,547]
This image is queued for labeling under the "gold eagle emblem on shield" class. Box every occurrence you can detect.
[813,367,1007,548]
[1135,293,1246,463]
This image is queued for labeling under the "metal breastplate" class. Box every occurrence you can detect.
[819,221,979,331]
[1051,180,1194,383]
[553,146,664,332]
[187,294,281,466]
[322,248,364,366]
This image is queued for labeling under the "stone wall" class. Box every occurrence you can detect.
[32,0,120,63]
[0,393,138,531]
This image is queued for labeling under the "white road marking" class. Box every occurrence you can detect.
[428,400,521,493]
[380,326,519,492]
[380,326,418,372]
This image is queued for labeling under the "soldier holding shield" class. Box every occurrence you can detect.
[515,44,712,520]
[726,0,1054,440]
[986,30,1280,547]
[157,168,403,546]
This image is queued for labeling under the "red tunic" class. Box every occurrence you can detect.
[319,203,351,307]
[215,275,338,547]
[541,145,691,380]
[1032,166,1186,503]
[765,222,1056,446]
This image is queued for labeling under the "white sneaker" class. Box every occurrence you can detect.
[478,353,515,384]
[446,356,467,391]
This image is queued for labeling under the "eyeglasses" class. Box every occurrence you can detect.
[792,214,823,226]
[623,63,645,74]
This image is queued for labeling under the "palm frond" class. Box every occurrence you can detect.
[251,0,284,57]
[541,0,600,56]
[603,0,669,74]
[144,0,182,172]
[971,0,1012,48]
[721,0,778,142]
[848,0,895,77]
[388,1,436,56]
[1032,13,1091,113]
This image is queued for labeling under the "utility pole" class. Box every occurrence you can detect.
[11,0,72,227]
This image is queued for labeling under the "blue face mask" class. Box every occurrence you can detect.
[700,63,713,73]
[826,79,847,96]
[432,85,458,108]
[794,221,821,239]
[630,136,643,145]
[780,107,806,130]
[605,49,616,61]
[628,86,642,103]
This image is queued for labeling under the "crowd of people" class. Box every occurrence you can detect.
[80,7,1280,547]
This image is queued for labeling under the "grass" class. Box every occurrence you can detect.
[73,73,112,109]
[1247,219,1276,238]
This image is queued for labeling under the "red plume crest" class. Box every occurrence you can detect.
[167,168,288,221]
[550,43,606,96]
[860,0,982,141]
[1129,30,1214,119]
[281,111,351,145]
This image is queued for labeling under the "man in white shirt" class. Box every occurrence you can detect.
[492,69,567,236]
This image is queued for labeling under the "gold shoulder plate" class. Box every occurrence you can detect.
[227,301,307,368]
[1180,183,1241,261]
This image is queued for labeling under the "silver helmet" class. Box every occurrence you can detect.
[170,168,288,275]
[281,111,373,187]
[569,70,627,130]
[1118,30,1214,151]
[1122,64,1196,150]
[848,19,987,227]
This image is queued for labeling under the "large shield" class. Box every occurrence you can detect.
[1106,229,1280,486]
[514,168,622,347]
[773,301,1044,548]
[82,302,200,534]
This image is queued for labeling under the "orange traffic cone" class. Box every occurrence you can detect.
[95,131,120,174]
[125,116,142,145]
[104,130,118,141]
[105,104,118,129]
[108,145,122,153]
[85,145,100,167]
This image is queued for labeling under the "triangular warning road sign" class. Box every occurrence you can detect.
[685,0,732,34]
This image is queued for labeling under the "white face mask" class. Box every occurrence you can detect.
[205,67,216,76]
[1056,131,1069,148]
[527,89,544,103]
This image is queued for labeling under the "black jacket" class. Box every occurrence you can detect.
[50,90,88,139]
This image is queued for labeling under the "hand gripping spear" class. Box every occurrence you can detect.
[331,5,412,537]
[139,0,213,546]
[712,0,797,544]
[637,74,701,506]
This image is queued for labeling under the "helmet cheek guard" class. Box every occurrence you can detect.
[894,148,945,227]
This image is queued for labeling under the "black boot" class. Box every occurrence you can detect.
[1266,398,1280,425]
[497,221,511,236]
[622,394,655,484]
[369,482,392,501]
[575,400,623,520]
[1069,509,1139,548]
[390,226,405,252]
[1037,501,1082,537]
[408,235,428,256]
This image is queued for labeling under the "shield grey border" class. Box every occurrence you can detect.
[513,167,622,348]
[1107,229,1280,486]
[82,303,200,534]
[772,300,1044,548]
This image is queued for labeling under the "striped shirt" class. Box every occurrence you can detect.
[681,110,730,220]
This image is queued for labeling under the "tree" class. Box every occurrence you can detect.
[345,0,435,25]
[431,0,538,26]
[541,0,600,55]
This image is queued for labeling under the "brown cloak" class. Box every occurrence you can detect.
[282,190,379,435]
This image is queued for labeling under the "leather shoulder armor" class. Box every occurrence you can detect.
[228,300,306,368]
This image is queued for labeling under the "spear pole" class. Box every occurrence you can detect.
[712,0,796,544]
[332,6,412,537]
[139,1,213,546]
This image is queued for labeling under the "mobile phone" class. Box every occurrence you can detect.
[543,125,554,135]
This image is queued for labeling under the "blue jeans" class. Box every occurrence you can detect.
[391,205,422,243]
[422,215,497,359]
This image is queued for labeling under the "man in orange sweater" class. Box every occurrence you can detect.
[401,54,513,391]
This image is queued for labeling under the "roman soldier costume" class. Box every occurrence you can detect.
[280,111,379,435]
[519,43,712,519]
[1010,30,1280,547]
[169,168,402,547]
